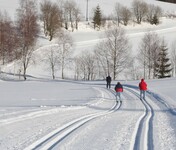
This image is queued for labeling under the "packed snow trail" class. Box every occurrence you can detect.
[24,87,121,150]
[124,84,176,150]
[56,85,174,150]
[52,86,144,150]
[125,87,154,150]
[0,83,176,150]
[26,102,121,150]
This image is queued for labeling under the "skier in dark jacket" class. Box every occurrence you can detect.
[139,79,147,99]
[115,82,123,101]
[106,75,111,89]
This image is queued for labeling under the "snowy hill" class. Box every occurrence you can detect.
[1,17,176,80]
[0,0,176,79]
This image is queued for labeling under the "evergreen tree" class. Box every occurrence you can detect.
[93,5,102,29]
[152,14,159,25]
[155,41,172,78]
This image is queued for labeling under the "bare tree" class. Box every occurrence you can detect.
[40,0,61,41]
[114,2,123,26]
[16,0,39,80]
[137,40,148,79]
[120,6,131,26]
[94,42,110,78]
[171,41,176,77]
[95,26,131,80]
[150,33,161,78]
[73,5,81,30]
[124,57,141,80]
[64,0,74,31]
[77,52,96,80]
[40,0,51,36]
[43,46,60,79]
[57,0,64,28]
[132,0,148,24]
[84,52,96,80]
[146,4,155,24]
[0,11,11,64]
[63,0,81,32]
[138,31,161,79]
[74,52,96,80]
[74,56,82,80]
[56,30,73,79]
[114,3,131,26]
[146,4,162,25]
[0,11,19,65]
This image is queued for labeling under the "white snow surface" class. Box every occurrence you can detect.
[0,0,176,150]
[0,79,176,150]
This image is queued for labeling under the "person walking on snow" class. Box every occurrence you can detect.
[139,79,147,99]
[106,75,111,89]
[115,82,123,102]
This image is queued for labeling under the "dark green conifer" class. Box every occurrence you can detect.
[152,14,159,25]
[155,41,172,78]
[93,5,102,29]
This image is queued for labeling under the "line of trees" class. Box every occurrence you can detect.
[0,0,39,80]
[0,0,77,80]
[0,11,20,65]
[42,30,73,80]
[40,0,81,41]
[93,0,163,30]
[16,0,39,80]
[73,30,174,81]
[74,27,132,80]
[136,31,172,79]
[0,0,174,81]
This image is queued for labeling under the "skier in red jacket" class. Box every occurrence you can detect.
[115,82,123,102]
[139,79,147,99]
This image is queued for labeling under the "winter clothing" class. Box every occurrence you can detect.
[115,82,123,92]
[139,79,147,99]
[139,79,147,91]
[115,82,123,101]
[106,76,111,88]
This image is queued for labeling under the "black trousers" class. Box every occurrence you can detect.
[106,82,111,88]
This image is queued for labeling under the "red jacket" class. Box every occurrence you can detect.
[139,79,147,91]
[115,83,123,92]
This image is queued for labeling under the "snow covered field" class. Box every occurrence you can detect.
[0,0,176,150]
[0,78,176,150]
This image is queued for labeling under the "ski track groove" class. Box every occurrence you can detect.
[7,86,156,150]
[24,88,122,150]
[125,87,154,150]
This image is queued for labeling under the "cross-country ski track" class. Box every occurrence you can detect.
[125,87,154,150]
[18,85,169,150]
[23,88,121,150]
[0,84,175,150]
